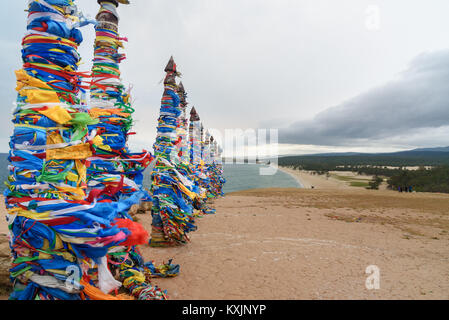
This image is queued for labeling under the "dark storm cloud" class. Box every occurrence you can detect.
[279,50,449,146]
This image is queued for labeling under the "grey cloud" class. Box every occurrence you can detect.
[279,50,449,146]
[2,1,449,154]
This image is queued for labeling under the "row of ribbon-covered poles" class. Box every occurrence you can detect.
[4,0,225,300]
[149,56,226,248]
[5,0,182,301]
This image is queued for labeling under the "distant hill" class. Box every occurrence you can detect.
[279,149,449,168]
[302,152,364,157]
[3,146,449,190]
[411,146,449,152]
[282,147,449,158]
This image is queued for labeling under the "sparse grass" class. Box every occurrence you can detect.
[331,174,371,181]
[350,181,370,188]
[329,173,371,188]
[331,175,366,182]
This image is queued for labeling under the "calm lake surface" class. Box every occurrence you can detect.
[222,164,302,193]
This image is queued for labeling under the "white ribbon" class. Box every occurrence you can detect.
[98,256,122,294]
[15,140,83,151]
[27,11,75,30]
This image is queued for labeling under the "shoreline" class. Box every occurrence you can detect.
[278,166,349,190]
[276,165,307,189]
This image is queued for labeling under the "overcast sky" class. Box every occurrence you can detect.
[1,0,449,155]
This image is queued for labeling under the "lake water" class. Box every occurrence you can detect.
[222,164,302,193]
[0,155,302,194]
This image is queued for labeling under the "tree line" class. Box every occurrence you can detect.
[279,154,449,194]
[387,166,449,193]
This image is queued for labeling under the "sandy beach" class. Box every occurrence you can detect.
[278,166,376,190]
[1,182,449,299]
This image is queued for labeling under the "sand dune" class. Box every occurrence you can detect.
[146,189,449,300]
[2,188,449,300]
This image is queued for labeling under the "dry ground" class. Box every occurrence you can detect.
[146,188,449,300]
[1,188,449,300]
